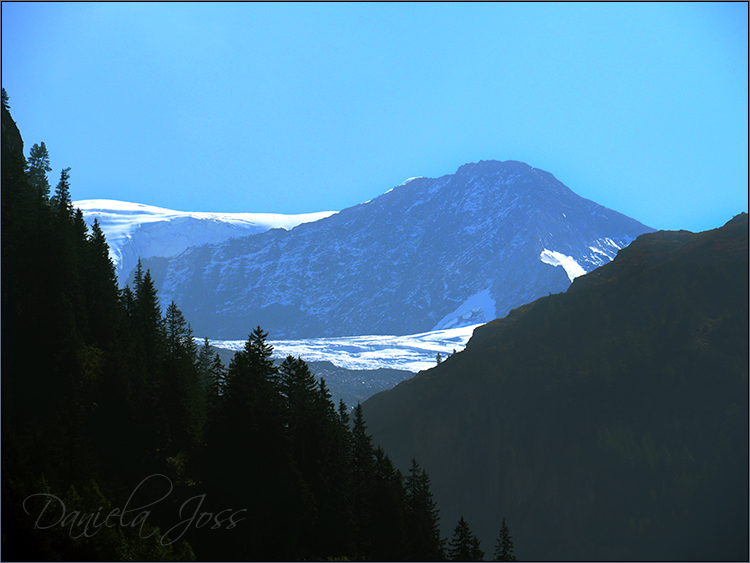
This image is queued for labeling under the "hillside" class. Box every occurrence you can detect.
[364,213,749,561]
[145,160,653,339]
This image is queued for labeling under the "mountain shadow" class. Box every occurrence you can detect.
[364,213,749,561]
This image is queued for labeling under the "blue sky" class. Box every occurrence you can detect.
[2,2,747,232]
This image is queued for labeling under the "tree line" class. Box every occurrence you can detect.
[1,91,516,561]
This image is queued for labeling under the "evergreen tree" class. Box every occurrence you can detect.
[209,353,226,399]
[197,337,214,390]
[339,398,351,427]
[406,458,445,561]
[163,301,205,457]
[1,97,204,561]
[493,518,517,562]
[447,516,485,561]
[3,93,468,559]
[84,218,120,345]
[27,141,52,199]
[350,402,377,556]
[125,262,168,472]
[50,167,73,220]
[280,355,322,476]
[211,326,302,560]
[2,87,9,109]
[371,446,409,560]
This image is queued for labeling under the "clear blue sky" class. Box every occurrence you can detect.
[2,2,747,232]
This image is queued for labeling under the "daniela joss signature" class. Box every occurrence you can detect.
[22,474,247,546]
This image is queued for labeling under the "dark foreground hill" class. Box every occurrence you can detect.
[364,213,749,561]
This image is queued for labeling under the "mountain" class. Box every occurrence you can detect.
[73,199,336,284]
[363,214,749,561]
[143,160,654,339]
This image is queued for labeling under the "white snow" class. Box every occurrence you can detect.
[73,199,337,282]
[399,177,424,186]
[207,324,479,373]
[432,289,497,331]
[604,237,622,250]
[540,249,586,282]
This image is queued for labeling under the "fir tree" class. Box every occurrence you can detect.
[447,516,484,561]
[209,353,226,398]
[371,446,409,560]
[350,402,377,557]
[27,141,52,199]
[50,167,73,220]
[197,337,214,390]
[163,301,204,456]
[339,398,351,427]
[279,355,322,476]
[216,326,300,560]
[406,459,445,561]
[493,518,517,561]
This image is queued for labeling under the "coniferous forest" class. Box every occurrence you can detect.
[1,94,505,561]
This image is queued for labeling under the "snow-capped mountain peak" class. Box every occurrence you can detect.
[141,159,654,339]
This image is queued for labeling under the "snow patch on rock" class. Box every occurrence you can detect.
[432,289,497,331]
[540,249,586,282]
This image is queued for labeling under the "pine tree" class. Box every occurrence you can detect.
[163,301,204,456]
[84,218,120,346]
[493,518,517,561]
[447,516,485,561]
[339,398,351,427]
[126,262,168,469]
[50,167,73,220]
[279,355,322,476]
[27,141,52,199]
[209,353,226,398]
[350,402,377,557]
[1,96,200,562]
[406,459,445,561]
[197,337,214,389]
[371,446,409,560]
[215,326,301,560]
[133,266,165,356]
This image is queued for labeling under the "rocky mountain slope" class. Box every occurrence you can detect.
[363,213,749,560]
[74,199,335,284]
[145,160,653,339]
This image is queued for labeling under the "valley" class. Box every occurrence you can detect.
[6,94,745,562]
[208,324,477,407]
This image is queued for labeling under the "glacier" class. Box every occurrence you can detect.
[207,324,479,373]
[74,199,336,284]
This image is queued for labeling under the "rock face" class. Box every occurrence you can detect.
[363,213,749,561]
[1,102,23,158]
[145,160,654,339]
